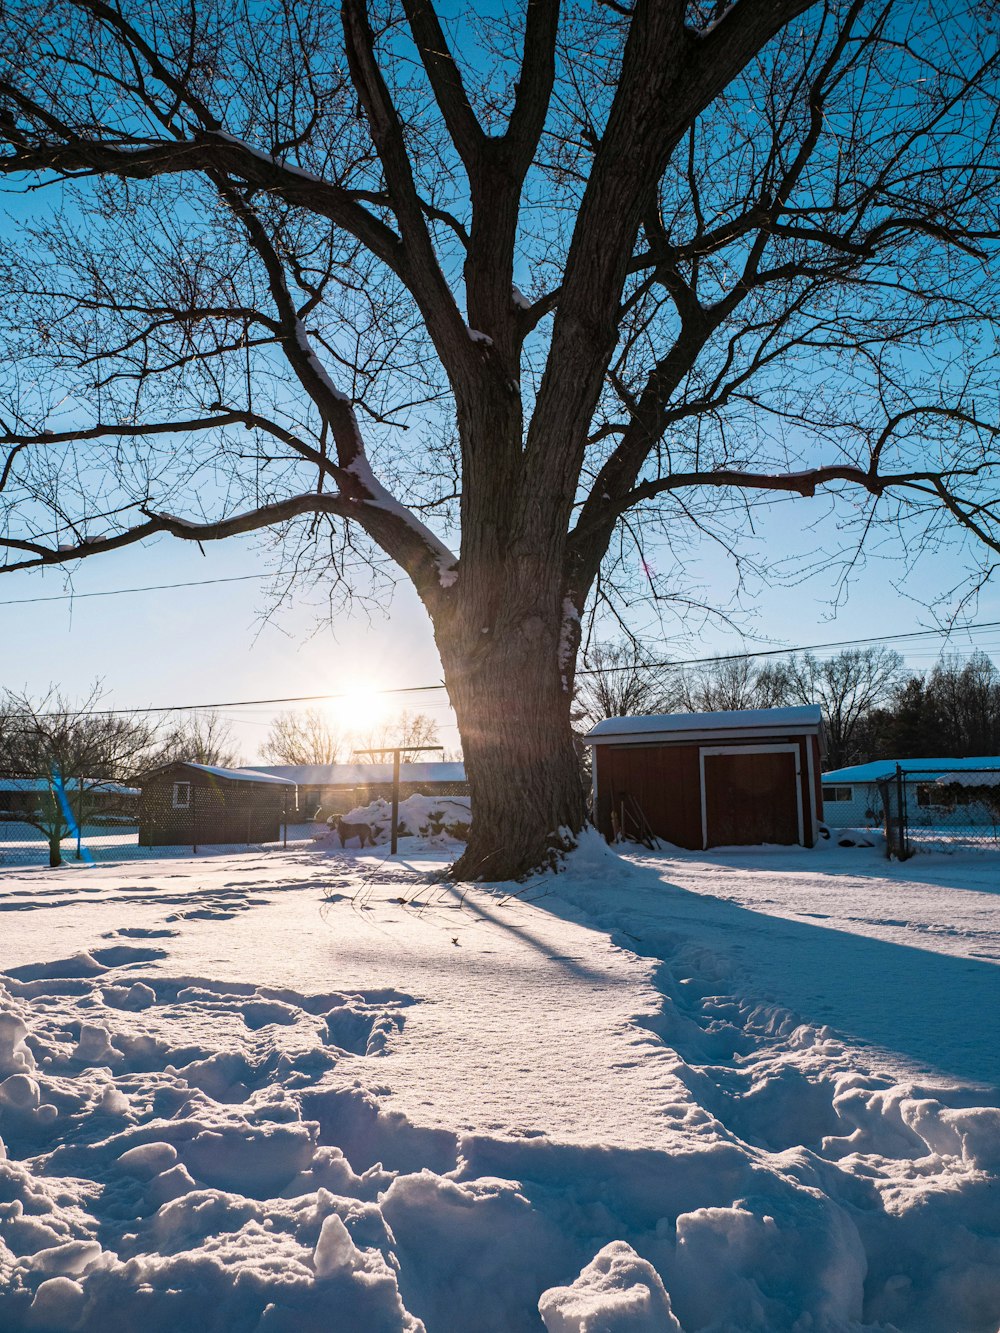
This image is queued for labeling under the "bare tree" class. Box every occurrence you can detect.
[672,657,791,713]
[0,685,158,865]
[575,641,674,731]
[153,711,243,769]
[783,647,904,768]
[353,709,440,763]
[262,707,345,765]
[1,0,999,876]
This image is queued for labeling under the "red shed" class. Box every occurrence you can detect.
[586,706,825,849]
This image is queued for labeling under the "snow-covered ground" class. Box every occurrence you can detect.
[0,831,997,1331]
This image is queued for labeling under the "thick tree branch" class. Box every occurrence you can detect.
[0,488,457,604]
[570,459,1000,561]
[0,128,406,277]
[401,0,486,174]
[501,0,560,178]
[340,0,471,373]
[524,0,816,539]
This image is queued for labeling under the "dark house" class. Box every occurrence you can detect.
[239,762,467,820]
[138,762,295,848]
[586,706,825,850]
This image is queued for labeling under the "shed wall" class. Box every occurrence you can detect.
[139,770,288,847]
[595,732,820,849]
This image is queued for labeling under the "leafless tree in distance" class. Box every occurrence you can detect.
[353,709,441,763]
[0,684,158,865]
[782,647,904,768]
[262,707,347,765]
[671,656,792,713]
[152,711,243,769]
[1,0,999,875]
[575,641,674,732]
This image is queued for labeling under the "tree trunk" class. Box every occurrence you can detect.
[48,832,62,868]
[437,598,587,881]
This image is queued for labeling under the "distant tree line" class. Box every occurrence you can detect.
[260,708,443,766]
[0,685,440,865]
[576,645,1000,770]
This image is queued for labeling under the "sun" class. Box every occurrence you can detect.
[330,685,388,743]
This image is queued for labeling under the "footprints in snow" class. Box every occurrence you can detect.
[0,949,431,1332]
[5,944,168,983]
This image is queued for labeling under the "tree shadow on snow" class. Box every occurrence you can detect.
[650,843,1000,897]
[538,858,1000,1090]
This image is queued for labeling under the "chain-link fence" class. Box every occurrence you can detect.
[879,766,1000,858]
[0,772,302,868]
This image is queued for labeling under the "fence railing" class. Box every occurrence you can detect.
[0,771,300,868]
[879,766,1000,858]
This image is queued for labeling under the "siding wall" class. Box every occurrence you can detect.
[821,783,883,828]
[139,769,288,846]
[595,732,821,849]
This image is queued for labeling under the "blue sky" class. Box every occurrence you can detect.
[3,0,999,760]
[4,488,999,763]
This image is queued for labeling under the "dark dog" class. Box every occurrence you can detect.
[336,818,375,848]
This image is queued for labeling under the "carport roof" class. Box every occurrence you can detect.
[585,705,823,744]
[139,762,295,785]
[822,756,1000,783]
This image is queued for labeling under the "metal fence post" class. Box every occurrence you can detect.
[896,763,908,860]
[192,783,198,854]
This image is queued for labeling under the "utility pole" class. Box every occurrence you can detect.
[352,744,443,854]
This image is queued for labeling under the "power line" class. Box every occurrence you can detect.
[601,619,1000,675]
[37,684,450,718]
[0,572,270,606]
[22,616,1000,716]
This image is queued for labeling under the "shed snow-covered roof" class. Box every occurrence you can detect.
[823,756,1000,784]
[240,762,466,785]
[585,705,823,745]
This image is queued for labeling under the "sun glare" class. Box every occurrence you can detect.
[331,686,388,742]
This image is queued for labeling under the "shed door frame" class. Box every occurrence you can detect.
[699,743,803,849]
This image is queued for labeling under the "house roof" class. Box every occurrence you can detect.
[139,762,295,786]
[822,756,1000,784]
[585,705,824,745]
[0,778,139,795]
[239,762,466,785]
[935,770,1000,787]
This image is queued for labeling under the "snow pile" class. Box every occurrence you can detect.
[318,794,471,846]
[539,1241,682,1331]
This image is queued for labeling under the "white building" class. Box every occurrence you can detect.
[822,757,1000,828]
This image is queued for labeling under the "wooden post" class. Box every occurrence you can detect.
[352,743,444,856]
[391,749,401,855]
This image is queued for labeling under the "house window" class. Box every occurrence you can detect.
[822,785,853,803]
[172,781,191,809]
[917,782,971,809]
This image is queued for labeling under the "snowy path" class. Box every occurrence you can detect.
[0,837,998,1330]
